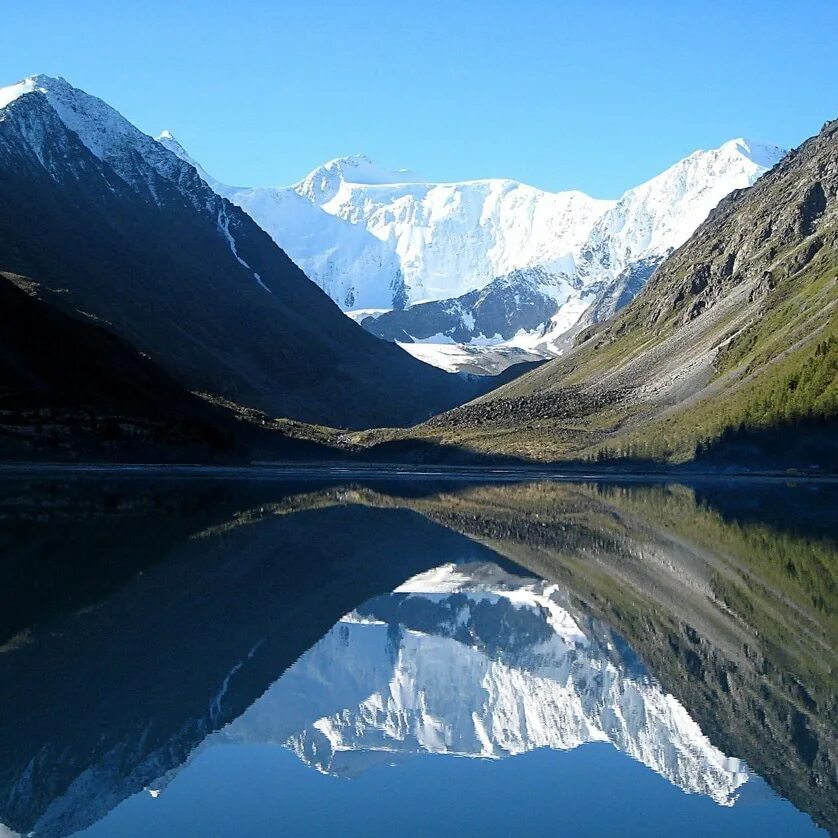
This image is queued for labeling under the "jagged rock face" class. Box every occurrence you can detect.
[578,255,665,328]
[0,76,474,429]
[204,563,753,806]
[359,258,663,373]
[361,267,570,343]
[622,120,838,332]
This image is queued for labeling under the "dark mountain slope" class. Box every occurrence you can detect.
[0,273,335,461]
[0,77,475,430]
[0,273,208,414]
[0,272,233,459]
[382,119,837,463]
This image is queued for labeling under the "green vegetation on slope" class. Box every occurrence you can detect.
[600,243,838,461]
[597,284,837,462]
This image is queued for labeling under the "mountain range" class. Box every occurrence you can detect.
[158,131,784,372]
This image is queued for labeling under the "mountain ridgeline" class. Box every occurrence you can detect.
[161,132,783,372]
[381,118,838,465]
[0,76,484,432]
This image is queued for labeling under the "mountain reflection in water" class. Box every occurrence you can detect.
[0,477,833,837]
[204,562,751,803]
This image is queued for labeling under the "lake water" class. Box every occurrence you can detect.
[0,473,835,837]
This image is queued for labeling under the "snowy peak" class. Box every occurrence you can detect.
[294,154,418,204]
[321,153,418,185]
[0,73,82,109]
[155,129,190,161]
[719,137,787,168]
[582,137,787,272]
[0,76,43,110]
[619,137,785,212]
[155,129,219,188]
[0,74,197,200]
[10,74,140,161]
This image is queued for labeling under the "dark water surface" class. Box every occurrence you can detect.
[0,475,835,837]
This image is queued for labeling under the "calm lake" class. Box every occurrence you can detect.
[0,473,835,837]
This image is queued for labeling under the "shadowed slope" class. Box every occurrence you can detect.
[0,77,476,430]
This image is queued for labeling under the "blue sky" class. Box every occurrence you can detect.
[3,0,836,196]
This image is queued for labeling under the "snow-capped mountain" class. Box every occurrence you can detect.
[157,136,413,310]
[159,133,784,371]
[0,75,475,427]
[157,135,610,310]
[185,562,755,805]
[360,138,786,368]
[1,78,212,212]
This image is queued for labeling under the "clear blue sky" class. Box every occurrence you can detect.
[3,0,836,196]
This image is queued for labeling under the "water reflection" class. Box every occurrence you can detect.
[205,562,752,805]
[0,476,833,837]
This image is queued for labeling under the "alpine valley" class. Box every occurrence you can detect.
[1,27,837,838]
[0,73,835,472]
